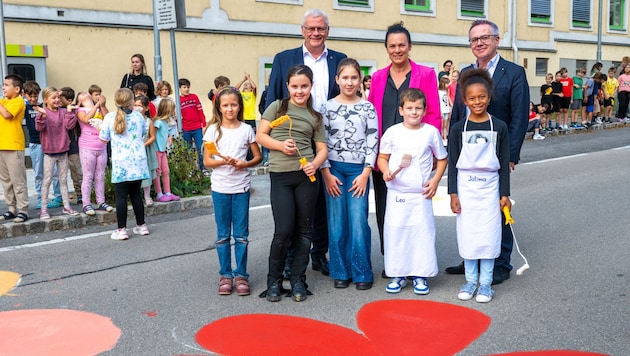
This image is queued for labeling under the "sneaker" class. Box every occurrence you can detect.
[47,198,63,209]
[133,224,150,236]
[533,133,545,140]
[291,281,307,302]
[385,277,408,294]
[234,277,251,296]
[62,207,79,216]
[39,209,50,220]
[595,117,603,124]
[476,284,494,303]
[165,193,180,201]
[36,200,42,209]
[110,228,129,241]
[76,194,83,205]
[218,277,233,295]
[157,194,171,203]
[413,277,429,295]
[98,203,114,212]
[457,282,478,301]
[563,125,569,130]
[83,205,96,216]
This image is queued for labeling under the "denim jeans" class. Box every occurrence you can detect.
[183,128,204,170]
[464,258,494,286]
[325,161,373,282]
[212,191,250,279]
[30,143,61,202]
[268,171,319,287]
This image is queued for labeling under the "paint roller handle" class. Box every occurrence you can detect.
[299,157,317,182]
[502,206,514,225]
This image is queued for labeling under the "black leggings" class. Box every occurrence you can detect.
[114,180,145,229]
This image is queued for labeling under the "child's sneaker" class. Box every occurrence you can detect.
[133,224,150,236]
[166,193,180,201]
[457,282,478,301]
[234,277,251,296]
[36,200,42,209]
[475,284,494,303]
[39,209,50,220]
[110,228,129,241]
[533,133,545,140]
[83,205,96,216]
[62,207,79,216]
[413,277,429,295]
[47,197,63,209]
[98,203,114,212]
[218,277,233,295]
[157,194,171,203]
[385,277,408,293]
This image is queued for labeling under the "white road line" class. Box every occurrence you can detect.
[521,153,588,165]
[0,231,109,253]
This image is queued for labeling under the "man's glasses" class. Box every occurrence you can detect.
[469,34,497,45]
[303,26,328,33]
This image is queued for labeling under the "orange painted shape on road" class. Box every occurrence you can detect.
[0,309,121,354]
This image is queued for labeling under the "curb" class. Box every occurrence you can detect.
[524,120,629,140]
[0,196,213,240]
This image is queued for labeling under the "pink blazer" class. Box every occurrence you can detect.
[368,59,441,137]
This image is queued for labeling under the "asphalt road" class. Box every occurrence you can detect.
[1,126,630,355]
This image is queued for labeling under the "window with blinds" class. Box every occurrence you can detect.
[338,0,369,6]
[531,0,552,24]
[572,0,591,28]
[405,0,431,12]
[609,0,626,30]
[460,0,485,17]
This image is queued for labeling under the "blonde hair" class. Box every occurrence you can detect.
[41,86,58,102]
[156,98,176,121]
[114,88,134,135]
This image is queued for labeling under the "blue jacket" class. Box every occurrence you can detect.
[265,46,347,109]
[450,56,530,164]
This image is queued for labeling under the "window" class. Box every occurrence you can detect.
[576,59,588,71]
[8,64,35,82]
[530,0,552,24]
[572,0,591,28]
[405,0,430,12]
[256,0,303,4]
[460,0,485,18]
[609,0,626,30]
[335,0,373,12]
[535,58,548,76]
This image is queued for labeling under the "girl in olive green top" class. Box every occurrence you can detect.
[257,64,328,303]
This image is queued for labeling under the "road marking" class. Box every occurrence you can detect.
[0,231,109,253]
[521,153,588,165]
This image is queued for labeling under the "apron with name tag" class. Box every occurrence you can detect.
[455,116,501,259]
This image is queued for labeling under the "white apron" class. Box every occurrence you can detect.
[384,152,438,278]
[456,116,502,260]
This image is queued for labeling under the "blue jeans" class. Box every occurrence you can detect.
[183,128,204,170]
[212,191,250,279]
[29,143,61,202]
[464,258,494,286]
[325,161,373,282]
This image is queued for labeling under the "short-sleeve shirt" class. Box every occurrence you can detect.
[153,119,170,152]
[203,122,256,194]
[262,100,326,173]
[241,91,257,122]
[99,110,149,183]
[0,96,26,150]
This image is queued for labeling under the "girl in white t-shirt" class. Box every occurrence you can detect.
[203,86,262,297]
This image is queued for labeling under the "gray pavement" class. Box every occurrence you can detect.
[1,125,630,354]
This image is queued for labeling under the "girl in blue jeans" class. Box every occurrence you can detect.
[321,58,379,290]
[203,86,261,296]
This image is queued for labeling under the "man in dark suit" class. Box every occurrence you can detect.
[447,19,529,285]
[265,9,347,277]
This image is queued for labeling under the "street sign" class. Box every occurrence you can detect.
[156,0,177,30]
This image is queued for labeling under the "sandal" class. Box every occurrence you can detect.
[0,211,16,221]
[13,212,28,223]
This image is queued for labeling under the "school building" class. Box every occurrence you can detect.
[3,0,630,113]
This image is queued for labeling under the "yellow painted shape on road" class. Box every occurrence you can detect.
[0,271,21,296]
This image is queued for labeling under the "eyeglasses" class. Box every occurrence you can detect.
[469,34,497,45]
[303,26,328,33]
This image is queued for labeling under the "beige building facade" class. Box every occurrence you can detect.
[3,0,630,114]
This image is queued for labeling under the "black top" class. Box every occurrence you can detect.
[25,101,40,144]
[381,72,411,134]
[120,73,156,101]
[447,116,510,197]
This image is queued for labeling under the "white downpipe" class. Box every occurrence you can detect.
[509,0,518,64]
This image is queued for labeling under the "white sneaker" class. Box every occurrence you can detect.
[563,125,569,130]
[533,134,545,140]
[385,277,408,293]
[595,117,602,124]
[413,277,429,295]
[111,228,129,240]
[133,224,150,236]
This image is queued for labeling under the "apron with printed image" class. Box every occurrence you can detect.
[455,116,501,260]
[384,150,438,278]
